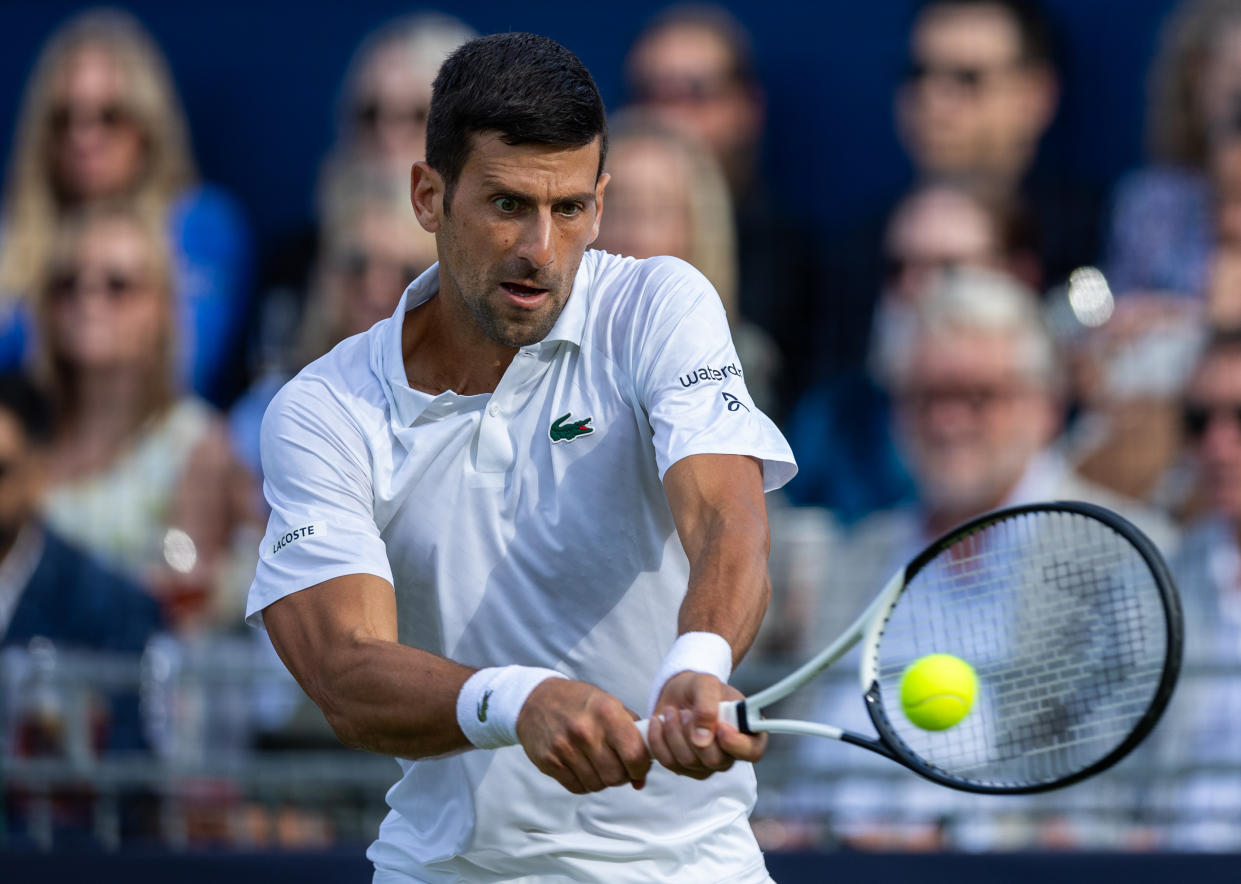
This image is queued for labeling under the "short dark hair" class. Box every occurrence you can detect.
[425,32,607,204]
[0,371,50,444]
[917,0,1055,66]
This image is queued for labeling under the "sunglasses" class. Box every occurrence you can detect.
[632,74,739,106]
[1182,402,1241,439]
[904,61,1016,92]
[335,250,424,285]
[900,384,1027,414]
[48,267,148,304]
[49,102,133,136]
[355,101,430,131]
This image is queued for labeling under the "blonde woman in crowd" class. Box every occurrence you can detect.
[230,164,439,478]
[333,11,478,171]
[249,12,474,394]
[0,8,251,403]
[594,111,780,416]
[35,204,258,631]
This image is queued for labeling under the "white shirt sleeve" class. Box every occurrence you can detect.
[630,258,797,491]
[245,375,393,628]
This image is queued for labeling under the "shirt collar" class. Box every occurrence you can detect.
[538,250,595,347]
[371,253,597,427]
[372,264,440,428]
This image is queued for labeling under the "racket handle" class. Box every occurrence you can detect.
[634,699,741,748]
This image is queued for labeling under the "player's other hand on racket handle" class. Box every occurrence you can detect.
[648,671,767,779]
[515,677,651,795]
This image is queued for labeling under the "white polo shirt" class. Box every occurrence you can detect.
[248,250,796,883]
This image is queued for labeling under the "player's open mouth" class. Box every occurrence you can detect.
[502,282,547,297]
[501,282,549,306]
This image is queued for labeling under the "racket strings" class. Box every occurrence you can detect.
[870,510,1169,789]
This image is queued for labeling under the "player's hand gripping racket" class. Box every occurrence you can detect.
[640,501,1183,794]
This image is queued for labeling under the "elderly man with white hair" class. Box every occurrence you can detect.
[769,265,1177,850]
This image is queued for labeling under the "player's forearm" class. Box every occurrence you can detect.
[309,635,475,758]
[676,507,771,665]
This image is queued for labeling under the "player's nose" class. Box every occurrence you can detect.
[514,209,555,269]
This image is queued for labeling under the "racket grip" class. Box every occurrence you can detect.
[634,700,741,748]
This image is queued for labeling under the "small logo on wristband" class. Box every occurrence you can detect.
[477,689,493,722]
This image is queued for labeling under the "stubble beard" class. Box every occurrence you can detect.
[440,229,575,349]
[465,282,564,348]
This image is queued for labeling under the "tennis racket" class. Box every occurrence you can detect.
[639,500,1183,794]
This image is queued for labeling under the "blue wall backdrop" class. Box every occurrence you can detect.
[0,0,1181,256]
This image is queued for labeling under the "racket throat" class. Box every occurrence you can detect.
[839,729,898,760]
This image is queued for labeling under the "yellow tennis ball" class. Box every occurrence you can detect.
[899,653,977,731]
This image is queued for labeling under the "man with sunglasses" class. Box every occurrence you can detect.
[623,4,826,419]
[895,0,1100,290]
[1153,328,1241,847]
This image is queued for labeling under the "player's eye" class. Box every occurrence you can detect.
[556,202,583,217]
[493,196,520,213]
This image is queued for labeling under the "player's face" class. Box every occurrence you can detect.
[1185,350,1241,522]
[897,329,1055,515]
[424,133,607,348]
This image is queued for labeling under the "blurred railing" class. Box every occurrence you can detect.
[2,639,1238,853]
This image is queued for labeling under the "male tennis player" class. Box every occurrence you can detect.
[248,32,795,882]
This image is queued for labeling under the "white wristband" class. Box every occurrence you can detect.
[456,665,566,750]
[647,631,734,715]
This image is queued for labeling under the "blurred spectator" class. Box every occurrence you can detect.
[0,370,159,855]
[895,0,1098,289]
[0,8,252,405]
[1076,0,1241,508]
[252,13,475,385]
[771,266,1177,849]
[1145,328,1241,849]
[877,267,1175,546]
[1104,0,1241,297]
[1062,287,1204,512]
[623,3,825,415]
[0,371,160,663]
[32,204,259,632]
[783,181,1032,522]
[333,12,478,173]
[820,0,1098,406]
[594,112,780,415]
[231,164,437,480]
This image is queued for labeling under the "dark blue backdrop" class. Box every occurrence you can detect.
[0,1,1181,261]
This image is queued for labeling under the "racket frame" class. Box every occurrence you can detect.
[736,500,1184,793]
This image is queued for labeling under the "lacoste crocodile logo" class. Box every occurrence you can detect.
[549,412,594,443]
[477,689,492,722]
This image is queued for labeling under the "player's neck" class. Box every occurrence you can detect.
[401,291,517,396]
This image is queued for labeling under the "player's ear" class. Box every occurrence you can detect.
[588,171,610,244]
[411,161,444,233]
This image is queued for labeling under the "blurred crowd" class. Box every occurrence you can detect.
[2,0,1241,856]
